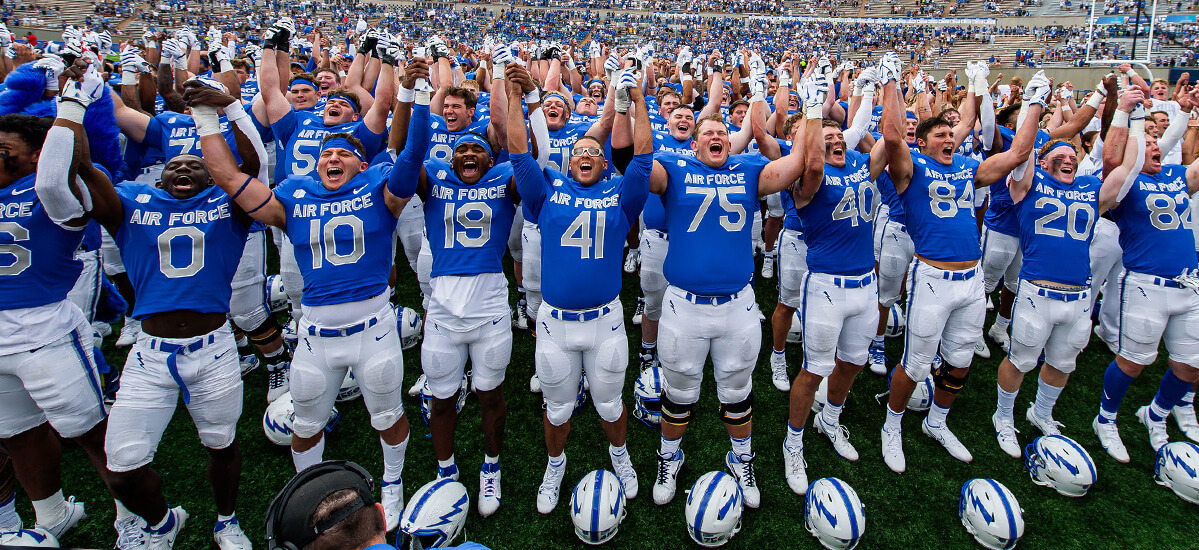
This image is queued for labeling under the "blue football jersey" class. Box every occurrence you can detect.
[423,160,516,278]
[515,152,650,309]
[272,110,385,180]
[543,121,591,174]
[654,132,693,155]
[658,152,770,294]
[643,134,696,233]
[798,150,880,274]
[1013,169,1101,286]
[114,182,250,319]
[1112,165,1199,278]
[900,151,982,262]
[240,79,260,103]
[142,111,241,166]
[426,114,489,164]
[0,173,84,310]
[877,170,905,226]
[985,127,1052,237]
[274,164,398,306]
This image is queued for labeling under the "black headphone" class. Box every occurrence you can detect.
[264,460,375,550]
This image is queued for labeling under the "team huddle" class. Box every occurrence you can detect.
[2,14,1199,550]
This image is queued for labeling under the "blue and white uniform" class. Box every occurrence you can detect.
[796,150,881,376]
[1110,165,1199,366]
[982,127,1050,294]
[639,134,695,324]
[272,165,406,440]
[875,170,914,308]
[105,182,250,472]
[514,151,650,425]
[899,151,985,375]
[1007,169,1101,373]
[1,174,106,440]
[272,110,385,181]
[775,140,810,309]
[655,151,770,406]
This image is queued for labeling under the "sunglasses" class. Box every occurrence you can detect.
[572,147,604,157]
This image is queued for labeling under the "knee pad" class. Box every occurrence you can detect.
[106,439,154,473]
[196,423,237,451]
[231,304,270,334]
[660,396,694,427]
[720,396,753,426]
[593,397,623,424]
[933,363,970,395]
[244,316,282,346]
[545,399,573,426]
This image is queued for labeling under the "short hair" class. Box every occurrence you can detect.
[781,112,804,139]
[938,106,960,119]
[543,91,572,113]
[289,73,318,90]
[668,105,694,118]
[230,58,252,72]
[314,67,341,83]
[658,90,682,104]
[1081,130,1099,147]
[302,489,384,550]
[729,99,750,112]
[325,88,361,113]
[0,114,51,151]
[996,104,1021,128]
[1151,78,1169,88]
[444,87,478,109]
[691,114,727,141]
[915,117,951,143]
[572,135,603,150]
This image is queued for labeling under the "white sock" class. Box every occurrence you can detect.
[114,499,135,522]
[926,403,950,428]
[216,512,235,522]
[1033,378,1064,420]
[609,444,627,458]
[660,435,682,457]
[1177,391,1196,408]
[0,494,20,529]
[291,438,326,472]
[381,434,408,483]
[235,334,249,348]
[438,456,456,469]
[31,490,67,528]
[822,400,844,427]
[884,405,904,431]
[996,384,1018,420]
[784,422,804,451]
[548,453,565,468]
[730,435,751,456]
[483,454,499,465]
[995,315,1011,329]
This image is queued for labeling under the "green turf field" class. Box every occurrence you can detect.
[28,251,1199,550]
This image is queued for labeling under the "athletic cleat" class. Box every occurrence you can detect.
[992,412,1021,458]
[513,298,529,331]
[1093,416,1130,462]
[724,451,760,508]
[623,248,640,273]
[478,461,502,517]
[610,449,639,499]
[92,321,112,339]
[782,443,808,495]
[868,340,887,376]
[381,477,404,532]
[639,351,657,373]
[973,339,991,359]
[652,449,684,505]
[36,496,84,540]
[536,458,566,514]
[1137,405,1169,452]
[529,374,541,393]
[116,318,140,347]
[1025,406,1063,436]
[114,515,145,550]
[281,318,299,349]
[881,427,906,473]
[266,362,289,404]
[922,419,973,463]
[437,461,460,481]
[1173,403,1199,443]
[815,415,859,461]
[146,506,187,550]
[632,298,645,326]
[212,514,252,550]
[408,373,427,397]
[761,254,775,279]
[987,323,1011,353]
[770,353,789,392]
[238,354,259,378]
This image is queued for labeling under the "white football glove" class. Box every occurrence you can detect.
[58,70,105,107]
[187,75,229,94]
[33,54,66,91]
[800,78,827,118]
[1023,70,1051,106]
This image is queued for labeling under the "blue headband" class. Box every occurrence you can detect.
[906,111,918,121]
[453,133,492,156]
[321,138,364,161]
[289,78,316,92]
[1044,141,1075,155]
[326,93,359,113]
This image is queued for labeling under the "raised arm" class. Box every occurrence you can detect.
[791,83,825,209]
[258,24,293,124]
[36,75,118,231]
[387,60,433,202]
[880,54,912,194]
[976,73,1049,188]
[761,79,822,197]
[1099,101,1146,212]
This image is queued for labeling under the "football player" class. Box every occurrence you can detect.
[877,60,1050,473]
[507,65,651,513]
[46,75,262,549]
[193,60,413,532]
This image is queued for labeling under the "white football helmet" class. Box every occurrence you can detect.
[633,365,663,427]
[805,477,866,550]
[399,478,469,549]
[570,470,627,545]
[811,377,829,415]
[884,304,905,338]
[337,369,361,402]
[262,392,340,446]
[1024,435,1097,497]
[396,305,424,350]
[908,374,934,412]
[419,373,468,425]
[0,527,58,547]
[1155,441,1199,505]
[959,479,1024,550]
[787,310,803,344]
[266,274,288,313]
[684,471,743,548]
